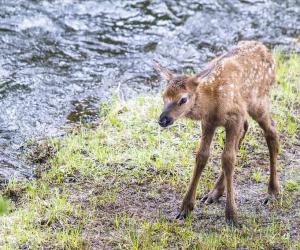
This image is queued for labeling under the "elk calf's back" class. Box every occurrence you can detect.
[155,41,280,225]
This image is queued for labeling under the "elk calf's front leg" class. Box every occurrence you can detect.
[222,124,242,226]
[222,151,237,225]
[177,126,215,219]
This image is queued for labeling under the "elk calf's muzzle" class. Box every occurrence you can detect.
[158,113,173,127]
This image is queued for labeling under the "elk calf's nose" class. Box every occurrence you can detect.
[158,114,173,127]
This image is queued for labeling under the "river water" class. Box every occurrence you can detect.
[0,0,299,181]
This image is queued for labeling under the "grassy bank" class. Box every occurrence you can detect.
[0,52,299,249]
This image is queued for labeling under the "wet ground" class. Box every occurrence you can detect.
[0,0,299,180]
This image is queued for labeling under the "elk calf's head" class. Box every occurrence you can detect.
[154,63,197,127]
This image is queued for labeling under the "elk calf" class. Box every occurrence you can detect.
[154,41,280,225]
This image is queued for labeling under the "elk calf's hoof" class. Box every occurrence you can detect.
[176,203,194,220]
[176,210,188,220]
[226,218,241,228]
[225,208,238,227]
[201,190,223,204]
[201,194,217,204]
[225,213,239,228]
[262,194,279,205]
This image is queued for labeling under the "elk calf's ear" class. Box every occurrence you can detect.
[153,61,174,81]
[185,77,199,92]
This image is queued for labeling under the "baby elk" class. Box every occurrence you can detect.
[154,41,280,225]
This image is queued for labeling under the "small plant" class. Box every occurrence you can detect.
[0,196,10,215]
[251,170,262,183]
[284,180,299,192]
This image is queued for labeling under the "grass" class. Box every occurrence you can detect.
[0,197,10,215]
[0,52,299,249]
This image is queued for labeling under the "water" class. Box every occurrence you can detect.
[0,0,299,181]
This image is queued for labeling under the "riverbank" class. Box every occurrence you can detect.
[0,52,299,249]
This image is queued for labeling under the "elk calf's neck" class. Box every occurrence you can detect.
[155,41,280,225]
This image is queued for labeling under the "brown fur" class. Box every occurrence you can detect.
[155,41,280,225]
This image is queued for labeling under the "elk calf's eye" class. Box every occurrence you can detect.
[179,97,188,106]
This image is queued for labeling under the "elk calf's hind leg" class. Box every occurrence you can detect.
[258,116,280,203]
[201,171,225,204]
